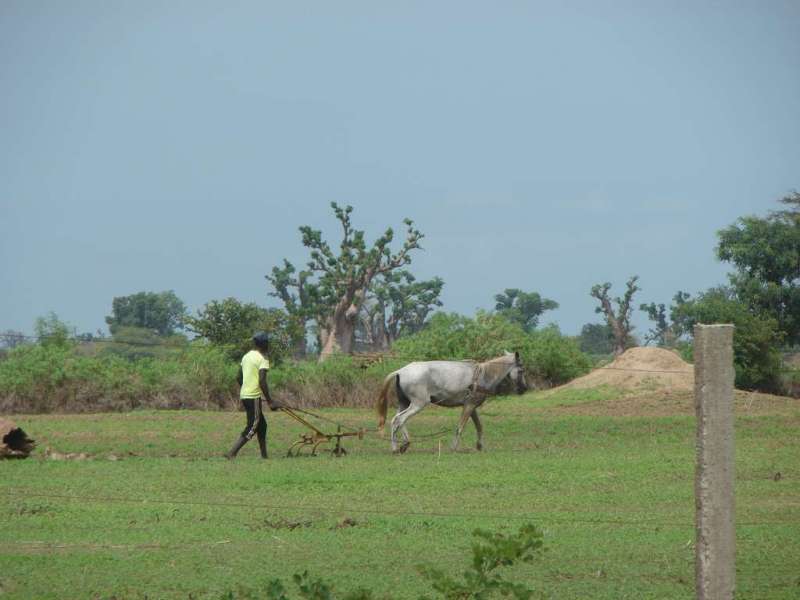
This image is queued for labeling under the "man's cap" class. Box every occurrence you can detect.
[252,332,270,347]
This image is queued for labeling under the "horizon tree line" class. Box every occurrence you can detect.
[2,191,796,391]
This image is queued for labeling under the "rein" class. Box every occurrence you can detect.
[279,403,448,441]
[279,403,388,436]
[279,404,363,433]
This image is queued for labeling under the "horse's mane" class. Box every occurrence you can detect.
[475,354,517,390]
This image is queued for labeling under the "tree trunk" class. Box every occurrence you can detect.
[360,311,376,349]
[319,302,357,360]
[595,291,629,355]
[606,317,627,355]
[317,325,330,355]
[612,334,626,355]
[372,302,390,351]
[295,333,307,358]
[319,273,377,361]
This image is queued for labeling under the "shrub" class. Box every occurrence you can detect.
[185,299,302,363]
[527,326,591,386]
[269,355,396,409]
[675,287,784,392]
[34,312,72,348]
[0,342,237,413]
[0,310,590,413]
[99,326,188,361]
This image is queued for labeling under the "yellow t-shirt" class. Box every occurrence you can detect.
[240,350,270,399]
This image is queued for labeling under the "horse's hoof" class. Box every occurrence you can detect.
[476,444,483,452]
[399,442,410,454]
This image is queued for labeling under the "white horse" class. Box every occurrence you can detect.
[376,352,527,453]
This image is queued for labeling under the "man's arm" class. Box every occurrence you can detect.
[259,369,281,410]
[236,367,243,387]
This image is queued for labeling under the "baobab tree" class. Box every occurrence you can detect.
[590,276,640,355]
[271,203,424,360]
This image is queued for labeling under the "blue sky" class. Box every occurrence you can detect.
[1,1,798,338]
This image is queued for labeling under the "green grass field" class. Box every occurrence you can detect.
[2,389,798,599]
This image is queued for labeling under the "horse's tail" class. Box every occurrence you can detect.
[377,371,399,434]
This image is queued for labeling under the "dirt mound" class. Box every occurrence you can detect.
[538,347,799,418]
[562,346,694,392]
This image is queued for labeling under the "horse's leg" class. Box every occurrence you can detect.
[393,402,426,454]
[389,406,412,453]
[388,378,413,453]
[451,403,476,451]
[470,409,484,451]
[398,414,414,452]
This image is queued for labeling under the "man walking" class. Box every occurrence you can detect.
[226,332,280,459]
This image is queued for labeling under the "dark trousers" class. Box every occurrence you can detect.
[241,397,267,447]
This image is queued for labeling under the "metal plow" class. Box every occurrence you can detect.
[280,406,365,457]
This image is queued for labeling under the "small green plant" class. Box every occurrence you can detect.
[262,571,376,600]
[418,524,544,600]
[253,525,543,600]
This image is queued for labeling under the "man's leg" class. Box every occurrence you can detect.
[256,400,268,459]
[226,399,255,459]
[225,435,247,459]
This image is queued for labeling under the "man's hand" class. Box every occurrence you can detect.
[268,399,284,411]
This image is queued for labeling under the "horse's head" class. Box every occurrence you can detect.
[506,351,528,394]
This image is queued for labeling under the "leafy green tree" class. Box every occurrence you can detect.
[277,203,424,360]
[716,191,800,344]
[674,286,783,391]
[639,291,692,347]
[266,260,322,356]
[590,276,641,355]
[494,289,558,332]
[577,323,614,355]
[34,312,72,347]
[360,271,444,350]
[639,302,668,346]
[184,298,301,362]
[105,290,187,336]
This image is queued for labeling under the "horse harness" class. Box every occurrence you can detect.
[466,358,522,403]
[466,363,493,403]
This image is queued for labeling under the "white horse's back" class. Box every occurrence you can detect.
[397,360,475,402]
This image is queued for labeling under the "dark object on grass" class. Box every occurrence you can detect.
[0,417,36,459]
[333,517,358,529]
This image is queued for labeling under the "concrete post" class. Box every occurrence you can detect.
[694,324,735,600]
